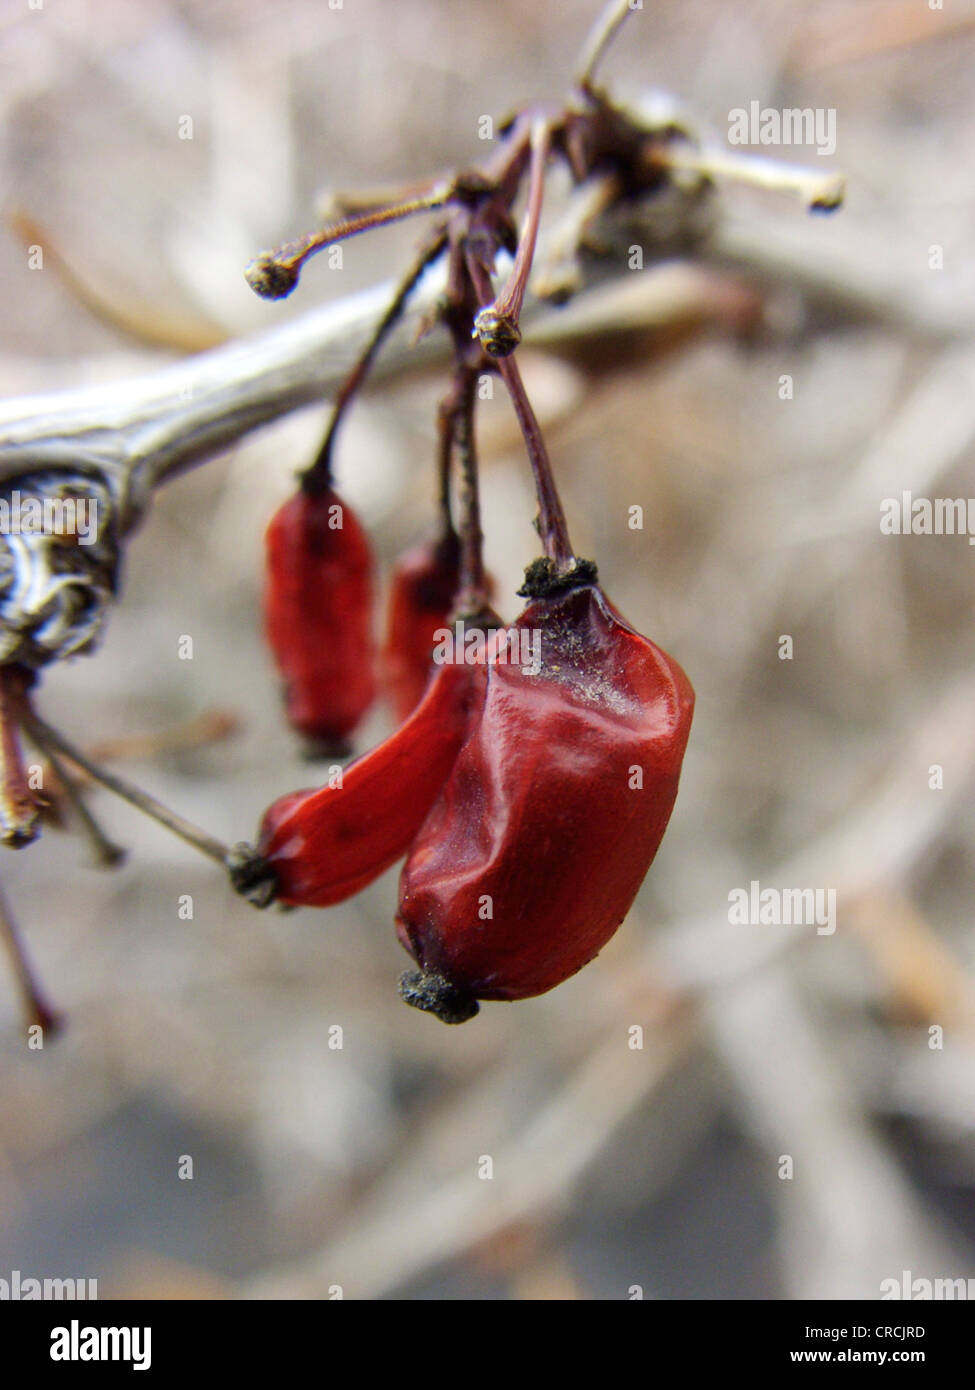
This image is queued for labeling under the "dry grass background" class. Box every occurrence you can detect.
[1,0,974,1300]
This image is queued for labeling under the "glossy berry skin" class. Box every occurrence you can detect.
[264,486,377,750]
[395,582,694,1010]
[258,643,489,907]
[383,531,461,723]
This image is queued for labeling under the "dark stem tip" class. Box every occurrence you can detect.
[398,969,480,1025]
[298,732,353,762]
[452,601,503,631]
[298,464,334,500]
[244,255,300,301]
[1,822,41,850]
[32,1004,65,1040]
[95,842,129,870]
[517,555,598,598]
[226,841,278,910]
[473,307,522,357]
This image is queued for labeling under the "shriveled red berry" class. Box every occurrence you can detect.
[258,628,493,907]
[382,530,461,723]
[395,578,694,1021]
[264,485,376,752]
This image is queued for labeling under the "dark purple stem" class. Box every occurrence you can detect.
[475,119,551,353]
[245,185,451,300]
[466,252,575,570]
[452,367,488,613]
[303,224,448,494]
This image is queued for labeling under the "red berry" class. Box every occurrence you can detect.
[395,581,694,1019]
[382,530,461,723]
[264,485,376,751]
[258,631,492,907]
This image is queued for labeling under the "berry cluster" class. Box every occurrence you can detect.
[249,3,697,1023]
[0,1,840,1032]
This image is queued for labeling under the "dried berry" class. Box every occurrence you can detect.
[395,578,694,1020]
[382,530,461,723]
[258,636,491,907]
[264,484,376,753]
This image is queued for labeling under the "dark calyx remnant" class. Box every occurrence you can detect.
[226,841,279,909]
[518,555,598,598]
[398,968,480,1024]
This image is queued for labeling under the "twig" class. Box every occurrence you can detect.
[0,219,641,528]
[708,211,971,339]
[0,668,39,849]
[577,0,639,93]
[20,709,276,908]
[7,188,948,538]
[21,709,230,867]
[0,878,61,1035]
[244,186,452,300]
[665,146,845,213]
[474,120,551,355]
[38,745,127,869]
[303,224,448,492]
[467,255,577,570]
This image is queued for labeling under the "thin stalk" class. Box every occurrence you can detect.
[315,174,454,223]
[245,185,452,300]
[451,367,488,614]
[664,144,845,213]
[497,353,576,569]
[531,171,621,302]
[466,253,576,569]
[22,710,231,867]
[303,225,448,493]
[0,669,39,848]
[435,372,458,540]
[577,0,638,94]
[474,119,551,356]
[42,745,127,868]
[0,879,61,1035]
[482,112,534,195]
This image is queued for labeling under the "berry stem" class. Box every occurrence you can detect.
[435,390,457,541]
[436,363,488,617]
[303,224,448,494]
[21,708,231,867]
[0,879,62,1035]
[245,185,452,300]
[0,667,39,849]
[474,119,551,356]
[451,367,488,615]
[498,352,576,570]
[466,251,575,570]
[42,745,128,868]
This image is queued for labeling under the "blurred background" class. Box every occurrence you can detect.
[1,0,974,1300]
